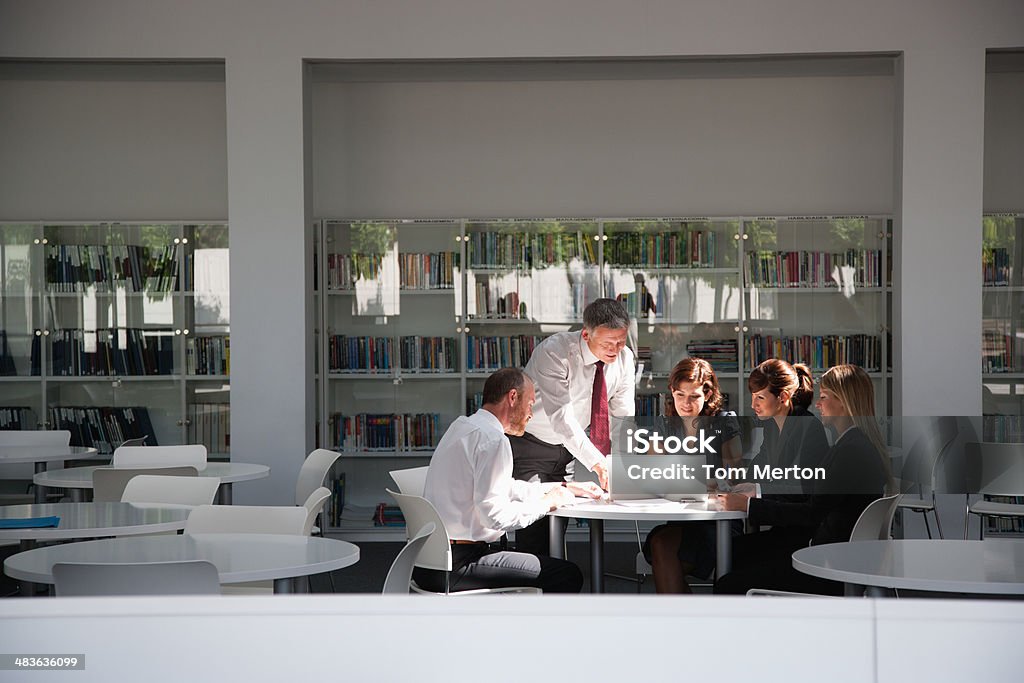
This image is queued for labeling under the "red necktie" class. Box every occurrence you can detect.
[590,360,610,455]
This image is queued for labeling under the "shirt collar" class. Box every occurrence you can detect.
[578,331,601,366]
[477,408,505,434]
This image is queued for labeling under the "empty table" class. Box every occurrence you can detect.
[548,498,745,593]
[4,533,361,594]
[33,462,270,504]
[0,446,100,503]
[792,539,1024,597]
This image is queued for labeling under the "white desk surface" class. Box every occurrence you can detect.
[549,497,746,522]
[4,533,360,585]
[0,502,190,542]
[0,446,99,464]
[33,462,270,489]
[792,539,1024,595]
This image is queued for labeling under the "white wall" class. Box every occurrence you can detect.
[313,71,895,217]
[0,64,227,221]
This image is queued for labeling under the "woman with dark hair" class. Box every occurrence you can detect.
[746,359,830,482]
[714,363,891,595]
[644,357,743,593]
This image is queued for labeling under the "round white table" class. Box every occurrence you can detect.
[792,539,1024,597]
[549,498,746,593]
[33,462,270,504]
[0,446,101,503]
[4,533,361,594]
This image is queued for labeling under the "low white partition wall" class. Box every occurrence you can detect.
[0,596,1020,682]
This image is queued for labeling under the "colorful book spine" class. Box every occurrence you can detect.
[329,412,441,452]
[744,249,884,288]
[745,333,882,371]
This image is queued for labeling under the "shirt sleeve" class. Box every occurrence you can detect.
[607,347,636,419]
[472,433,551,532]
[530,339,606,471]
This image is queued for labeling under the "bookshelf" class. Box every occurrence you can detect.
[316,215,893,537]
[0,222,230,458]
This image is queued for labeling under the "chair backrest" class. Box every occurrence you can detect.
[295,449,341,505]
[184,504,308,535]
[120,475,221,506]
[301,486,332,535]
[113,444,207,471]
[53,561,221,596]
[849,493,902,541]
[92,466,199,502]
[386,489,451,571]
[965,442,1024,496]
[382,522,436,594]
[389,466,429,496]
[0,429,71,447]
[900,417,959,496]
[118,436,149,448]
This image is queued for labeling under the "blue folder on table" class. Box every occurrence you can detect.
[0,516,60,529]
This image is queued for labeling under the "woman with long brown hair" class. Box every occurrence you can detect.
[644,357,743,593]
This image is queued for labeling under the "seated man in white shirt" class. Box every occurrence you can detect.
[416,367,602,593]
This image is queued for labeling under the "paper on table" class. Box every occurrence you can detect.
[0,516,60,529]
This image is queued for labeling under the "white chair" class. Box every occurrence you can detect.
[121,475,221,506]
[964,442,1024,539]
[53,560,221,596]
[302,487,332,536]
[118,436,149,448]
[849,493,902,541]
[383,523,436,594]
[113,444,207,472]
[92,466,199,502]
[295,449,341,536]
[184,504,310,594]
[386,489,540,595]
[184,504,308,535]
[747,493,902,597]
[896,417,958,538]
[389,466,428,496]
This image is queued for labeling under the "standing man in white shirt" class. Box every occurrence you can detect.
[511,298,636,556]
[418,367,601,593]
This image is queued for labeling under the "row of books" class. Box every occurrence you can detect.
[398,252,459,290]
[45,243,179,293]
[605,230,718,268]
[685,339,739,372]
[614,284,658,318]
[983,495,1024,534]
[983,248,1012,286]
[187,403,229,454]
[744,249,885,288]
[983,416,1024,443]
[470,283,527,319]
[745,333,883,371]
[466,335,545,370]
[186,336,230,376]
[48,406,156,453]
[329,413,442,452]
[36,328,175,376]
[325,252,461,290]
[467,231,596,269]
[982,331,1016,373]
[373,503,405,527]
[0,407,37,430]
[635,392,733,417]
[328,336,459,373]
[326,473,346,527]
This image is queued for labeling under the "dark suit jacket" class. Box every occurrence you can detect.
[748,404,830,494]
[748,426,889,546]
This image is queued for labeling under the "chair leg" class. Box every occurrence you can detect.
[933,508,944,539]
[921,512,933,539]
